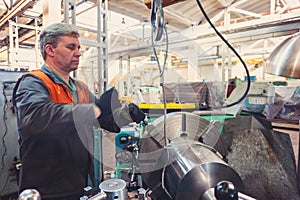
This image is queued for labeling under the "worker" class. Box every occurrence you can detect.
[13,23,145,200]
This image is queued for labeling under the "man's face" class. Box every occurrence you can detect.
[47,35,81,73]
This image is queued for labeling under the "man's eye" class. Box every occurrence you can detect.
[67,45,77,50]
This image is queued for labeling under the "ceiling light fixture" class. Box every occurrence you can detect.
[265,32,300,79]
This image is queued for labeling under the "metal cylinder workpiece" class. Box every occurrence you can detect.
[99,178,127,200]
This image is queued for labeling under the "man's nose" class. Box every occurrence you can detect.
[75,48,81,57]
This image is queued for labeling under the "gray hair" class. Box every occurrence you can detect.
[39,23,79,60]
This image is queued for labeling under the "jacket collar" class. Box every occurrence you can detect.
[40,64,82,90]
[41,64,64,85]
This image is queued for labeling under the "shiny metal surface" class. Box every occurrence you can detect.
[144,112,218,146]
[201,188,215,200]
[18,189,41,200]
[99,179,127,200]
[163,141,228,197]
[163,141,243,199]
[88,192,107,200]
[265,32,300,79]
[174,162,243,200]
[140,139,243,199]
[139,112,244,200]
[139,112,221,174]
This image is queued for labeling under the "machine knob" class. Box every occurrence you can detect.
[18,189,41,200]
[215,181,238,200]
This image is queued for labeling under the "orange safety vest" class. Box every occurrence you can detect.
[19,69,96,189]
[28,70,90,104]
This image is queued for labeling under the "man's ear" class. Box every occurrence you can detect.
[45,44,55,57]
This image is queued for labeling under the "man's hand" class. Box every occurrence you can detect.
[128,103,146,123]
[96,87,121,118]
[95,87,146,133]
[113,103,146,127]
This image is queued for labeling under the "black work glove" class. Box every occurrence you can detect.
[95,87,146,132]
[128,103,146,123]
[113,103,146,127]
[95,87,122,133]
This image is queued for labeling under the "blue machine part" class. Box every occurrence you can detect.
[115,127,139,153]
[115,127,141,179]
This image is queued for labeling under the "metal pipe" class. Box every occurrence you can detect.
[97,0,102,94]
[70,0,76,25]
[63,0,69,23]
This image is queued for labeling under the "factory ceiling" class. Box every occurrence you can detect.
[0,0,299,65]
[106,0,300,59]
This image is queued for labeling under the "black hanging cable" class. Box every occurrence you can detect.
[0,86,9,195]
[1,86,8,172]
[196,0,251,108]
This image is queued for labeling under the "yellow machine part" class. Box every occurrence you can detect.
[139,102,196,109]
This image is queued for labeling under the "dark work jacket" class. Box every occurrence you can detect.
[13,65,96,199]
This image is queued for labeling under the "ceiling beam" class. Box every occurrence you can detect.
[0,0,36,28]
[216,0,235,7]
[228,7,262,18]
[108,20,300,59]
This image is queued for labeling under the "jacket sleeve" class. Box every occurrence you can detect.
[14,74,95,139]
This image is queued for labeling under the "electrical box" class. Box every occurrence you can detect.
[115,127,139,154]
[0,71,23,198]
[242,82,271,113]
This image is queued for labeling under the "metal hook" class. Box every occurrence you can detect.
[151,0,164,41]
